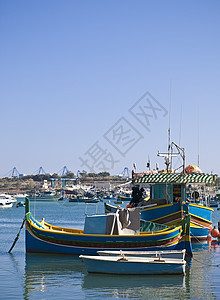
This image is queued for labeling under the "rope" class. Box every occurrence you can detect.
[189,230,220,267]
[191,231,207,245]
[8,216,26,253]
[192,256,220,268]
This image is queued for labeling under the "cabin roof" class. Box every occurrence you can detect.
[133,173,216,184]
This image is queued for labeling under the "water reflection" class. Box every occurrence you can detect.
[24,254,86,299]
[83,272,186,288]
[3,201,220,299]
[24,253,190,299]
[23,250,218,300]
[83,271,189,299]
[25,253,85,274]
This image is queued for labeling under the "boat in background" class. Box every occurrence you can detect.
[85,197,100,203]
[0,194,16,208]
[16,201,25,207]
[102,193,114,200]
[14,193,28,201]
[27,191,60,201]
[114,200,123,204]
[80,254,186,275]
[0,200,13,208]
[117,193,132,201]
[209,199,219,208]
[68,195,98,203]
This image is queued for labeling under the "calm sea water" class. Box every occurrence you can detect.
[1,201,220,300]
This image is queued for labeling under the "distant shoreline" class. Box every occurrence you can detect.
[0,176,130,194]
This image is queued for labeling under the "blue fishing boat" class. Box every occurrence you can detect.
[133,173,214,241]
[117,193,132,201]
[25,198,192,256]
[105,143,216,241]
[105,173,215,241]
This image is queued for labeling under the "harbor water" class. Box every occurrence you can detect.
[1,201,220,299]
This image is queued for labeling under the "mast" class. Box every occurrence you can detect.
[197,108,200,167]
[167,80,172,171]
[179,106,182,146]
[157,81,178,172]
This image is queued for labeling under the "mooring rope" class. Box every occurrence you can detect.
[192,256,220,267]
[189,230,220,267]
[191,232,208,245]
[8,216,26,253]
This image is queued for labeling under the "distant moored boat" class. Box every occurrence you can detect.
[27,191,60,201]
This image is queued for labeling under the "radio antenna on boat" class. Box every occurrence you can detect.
[179,106,182,146]
[197,108,200,167]
[158,80,177,172]
[168,80,172,156]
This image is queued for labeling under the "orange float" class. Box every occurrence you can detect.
[211,227,220,238]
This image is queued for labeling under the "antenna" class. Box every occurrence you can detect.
[163,79,172,172]
[197,108,200,167]
[168,80,172,155]
[158,81,184,173]
[179,106,182,146]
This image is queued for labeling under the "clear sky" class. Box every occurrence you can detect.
[0,0,220,177]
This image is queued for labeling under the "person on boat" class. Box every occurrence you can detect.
[130,187,145,207]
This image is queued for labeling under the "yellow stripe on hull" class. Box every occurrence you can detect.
[189,213,212,224]
[189,203,214,212]
[141,204,173,212]
[27,216,182,238]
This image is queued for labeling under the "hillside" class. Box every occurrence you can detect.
[0,175,130,194]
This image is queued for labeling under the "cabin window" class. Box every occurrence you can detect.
[173,184,181,203]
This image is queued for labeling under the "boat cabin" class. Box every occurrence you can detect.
[150,183,184,204]
[132,173,216,206]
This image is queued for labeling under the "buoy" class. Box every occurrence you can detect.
[211,226,220,238]
[126,203,132,208]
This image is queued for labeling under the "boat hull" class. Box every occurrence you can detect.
[25,218,192,256]
[25,223,189,255]
[80,255,186,275]
[188,203,213,240]
[0,202,13,208]
[118,195,132,201]
[25,197,192,256]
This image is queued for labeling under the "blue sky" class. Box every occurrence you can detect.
[0,0,220,177]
